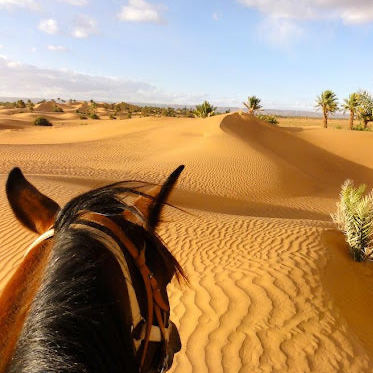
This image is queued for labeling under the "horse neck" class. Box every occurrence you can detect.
[0,242,52,373]
[6,233,139,373]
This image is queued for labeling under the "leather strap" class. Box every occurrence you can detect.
[77,212,170,372]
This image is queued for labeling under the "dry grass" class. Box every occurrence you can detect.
[277,116,352,130]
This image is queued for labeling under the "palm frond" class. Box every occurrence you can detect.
[331,180,373,262]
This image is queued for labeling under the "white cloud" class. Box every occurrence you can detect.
[55,0,88,5]
[118,0,166,24]
[72,15,97,38]
[31,47,37,52]
[7,60,22,68]
[39,19,59,35]
[0,56,208,104]
[238,0,373,24]
[0,0,40,11]
[48,45,69,52]
[259,17,303,46]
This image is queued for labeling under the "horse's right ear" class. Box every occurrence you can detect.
[6,168,60,234]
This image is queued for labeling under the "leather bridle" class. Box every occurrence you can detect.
[24,212,173,373]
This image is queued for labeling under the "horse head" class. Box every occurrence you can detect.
[1,166,186,373]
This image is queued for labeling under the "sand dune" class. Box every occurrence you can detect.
[1,113,373,372]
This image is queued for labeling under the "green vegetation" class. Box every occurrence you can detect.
[343,93,359,130]
[16,99,26,108]
[26,99,34,112]
[331,180,373,262]
[34,116,52,126]
[352,124,372,132]
[194,101,216,118]
[356,90,373,129]
[89,113,100,120]
[256,114,278,125]
[109,114,116,120]
[54,105,63,112]
[315,90,339,128]
[243,96,262,115]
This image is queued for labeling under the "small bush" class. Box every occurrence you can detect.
[352,124,371,131]
[331,180,373,262]
[54,106,63,112]
[16,100,26,108]
[127,112,132,119]
[34,117,52,126]
[109,114,116,120]
[89,113,100,120]
[79,115,88,120]
[195,101,216,118]
[256,114,278,125]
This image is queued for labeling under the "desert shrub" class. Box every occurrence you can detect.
[54,106,63,112]
[352,124,371,132]
[127,112,132,119]
[256,114,278,125]
[194,101,216,118]
[89,113,99,119]
[16,100,26,108]
[161,107,176,117]
[109,114,116,120]
[34,117,52,126]
[79,115,88,120]
[331,180,373,262]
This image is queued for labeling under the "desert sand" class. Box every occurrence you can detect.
[1,111,373,372]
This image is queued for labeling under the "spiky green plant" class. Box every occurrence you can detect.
[194,101,216,118]
[331,180,373,262]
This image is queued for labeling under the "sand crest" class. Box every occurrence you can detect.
[1,113,373,372]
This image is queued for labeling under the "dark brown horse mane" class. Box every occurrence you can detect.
[7,178,185,373]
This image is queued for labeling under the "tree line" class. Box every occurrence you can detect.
[316,90,373,130]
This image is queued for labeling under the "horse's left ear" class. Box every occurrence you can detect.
[6,168,60,234]
[133,165,184,229]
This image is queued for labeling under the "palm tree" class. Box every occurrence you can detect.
[194,101,216,118]
[343,93,359,130]
[356,90,373,129]
[315,90,339,128]
[243,96,262,115]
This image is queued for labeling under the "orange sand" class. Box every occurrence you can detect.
[1,112,373,372]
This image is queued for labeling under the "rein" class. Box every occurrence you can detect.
[24,212,172,373]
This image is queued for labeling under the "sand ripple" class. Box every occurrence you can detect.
[1,113,373,372]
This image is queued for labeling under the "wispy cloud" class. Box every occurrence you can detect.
[48,45,69,52]
[72,15,97,38]
[238,0,373,24]
[0,0,40,11]
[258,17,303,47]
[39,19,59,35]
[118,0,167,24]
[55,0,88,5]
[212,12,221,21]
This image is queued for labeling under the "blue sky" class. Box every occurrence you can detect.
[0,0,373,110]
